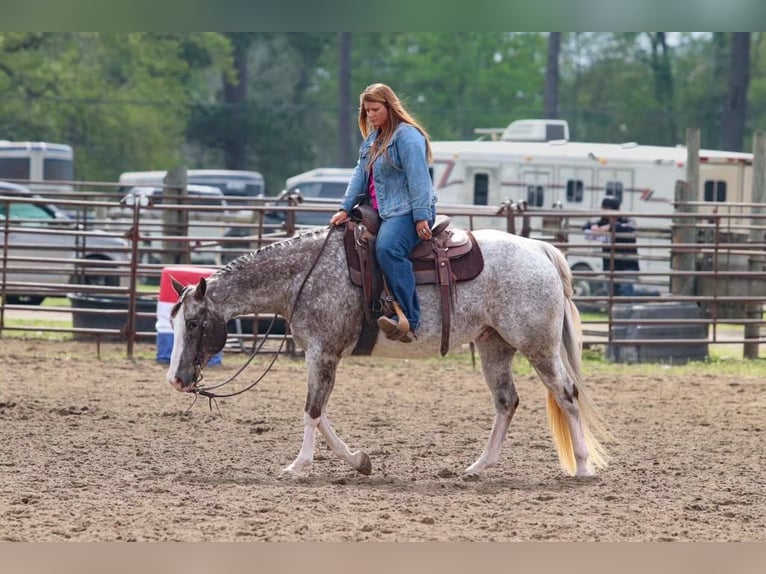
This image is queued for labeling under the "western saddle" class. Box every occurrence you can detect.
[342,205,484,356]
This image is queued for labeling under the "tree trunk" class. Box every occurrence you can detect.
[338,32,353,166]
[648,32,676,145]
[222,34,250,169]
[544,32,561,119]
[722,32,751,152]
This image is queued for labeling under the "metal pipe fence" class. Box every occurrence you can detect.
[3,185,766,361]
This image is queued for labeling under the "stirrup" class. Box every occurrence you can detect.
[377,315,413,343]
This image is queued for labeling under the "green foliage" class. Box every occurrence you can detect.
[0,32,232,182]
[340,33,549,140]
[1,32,763,191]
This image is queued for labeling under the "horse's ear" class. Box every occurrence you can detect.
[171,277,186,297]
[194,277,207,300]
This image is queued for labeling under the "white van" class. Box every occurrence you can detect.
[272,167,354,227]
[0,140,74,191]
[106,184,230,266]
[118,169,265,205]
[284,167,354,200]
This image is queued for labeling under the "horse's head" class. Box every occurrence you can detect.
[166,276,228,392]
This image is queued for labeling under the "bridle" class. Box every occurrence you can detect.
[185,225,338,408]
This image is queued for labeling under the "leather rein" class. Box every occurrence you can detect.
[189,226,338,407]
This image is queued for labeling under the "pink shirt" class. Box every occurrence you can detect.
[368,172,379,210]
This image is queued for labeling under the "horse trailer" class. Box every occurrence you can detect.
[430,119,755,295]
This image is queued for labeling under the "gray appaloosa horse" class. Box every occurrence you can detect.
[167,226,609,478]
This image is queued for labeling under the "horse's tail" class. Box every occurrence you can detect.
[540,242,610,475]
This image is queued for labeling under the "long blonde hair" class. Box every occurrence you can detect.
[357,83,432,170]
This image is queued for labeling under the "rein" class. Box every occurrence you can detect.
[189,225,338,406]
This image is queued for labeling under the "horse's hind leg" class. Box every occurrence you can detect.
[527,354,592,477]
[282,349,371,476]
[465,328,519,475]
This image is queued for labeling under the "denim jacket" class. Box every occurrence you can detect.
[339,123,436,222]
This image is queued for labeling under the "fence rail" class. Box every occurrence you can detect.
[3,184,766,361]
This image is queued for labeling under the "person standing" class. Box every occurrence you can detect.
[584,196,640,296]
[330,83,436,342]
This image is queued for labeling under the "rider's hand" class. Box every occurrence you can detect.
[416,220,432,240]
[330,210,348,226]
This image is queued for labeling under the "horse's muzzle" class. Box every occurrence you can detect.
[168,363,203,393]
[171,377,192,392]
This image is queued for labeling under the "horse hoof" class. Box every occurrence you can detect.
[356,452,372,476]
[279,468,298,480]
[574,471,595,479]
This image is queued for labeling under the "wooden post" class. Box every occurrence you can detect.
[671,129,699,296]
[671,179,696,295]
[685,128,700,211]
[161,167,189,266]
[744,131,766,358]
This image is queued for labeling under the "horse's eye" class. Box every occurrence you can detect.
[186,319,200,330]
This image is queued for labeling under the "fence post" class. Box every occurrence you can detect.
[671,180,696,295]
[162,167,189,265]
[125,194,144,359]
[744,131,766,358]
[671,128,700,296]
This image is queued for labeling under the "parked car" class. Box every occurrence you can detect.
[117,169,265,206]
[277,167,354,222]
[0,181,130,305]
[106,184,234,266]
[221,168,353,263]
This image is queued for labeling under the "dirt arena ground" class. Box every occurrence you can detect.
[1,338,764,542]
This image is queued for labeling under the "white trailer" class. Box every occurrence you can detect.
[0,140,74,191]
[430,121,754,294]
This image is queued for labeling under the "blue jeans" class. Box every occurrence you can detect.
[376,213,433,331]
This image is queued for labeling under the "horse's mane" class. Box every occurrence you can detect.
[215,226,331,280]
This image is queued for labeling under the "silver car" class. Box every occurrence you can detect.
[0,182,130,305]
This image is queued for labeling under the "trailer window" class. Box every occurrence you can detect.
[704,180,726,202]
[473,173,489,205]
[0,158,30,180]
[526,185,544,207]
[566,179,584,203]
[605,181,623,203]
[44,158,74,181]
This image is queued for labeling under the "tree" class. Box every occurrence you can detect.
[0,32,232,181]
[338,32,353,166]
[221,33,254,170]
[186,33,334,192]
[3,32,764,188]
[544,32,561,119]
[646,32,676,145]
[722,32,751,151]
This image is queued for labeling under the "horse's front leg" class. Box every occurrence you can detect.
[281,349,371,476]
[317,412,372,475]
[281,411,321,476]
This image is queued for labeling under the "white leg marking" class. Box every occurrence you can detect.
[282,412,319,475]
[318,414,370,473]
[567,417,593,477]
[465,411,512,475]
